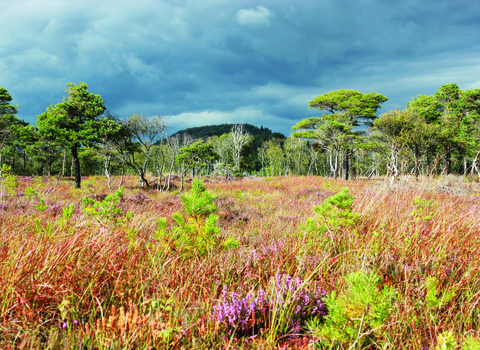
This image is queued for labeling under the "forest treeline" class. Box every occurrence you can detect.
[1,82,480,190]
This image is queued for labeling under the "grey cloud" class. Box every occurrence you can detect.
[1,0,480,136]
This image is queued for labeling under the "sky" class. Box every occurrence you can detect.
[2,0,480,136]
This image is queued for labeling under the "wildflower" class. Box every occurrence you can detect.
[213,275,326,338]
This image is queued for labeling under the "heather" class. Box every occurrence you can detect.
[1,174,480,349]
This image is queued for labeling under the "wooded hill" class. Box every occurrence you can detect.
[173,123,286,171]
[172,123,285,140]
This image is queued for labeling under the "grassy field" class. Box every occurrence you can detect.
[1,174,480,349]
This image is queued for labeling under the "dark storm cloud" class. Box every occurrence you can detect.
[1,0,480,136]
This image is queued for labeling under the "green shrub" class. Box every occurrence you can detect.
[425,276,457,310]
[461,335,480,350]
[24,187,38,198]
[435,330,457,350]
[33,198,48,211]
[0,164,17,194]
[81,187,131,225]
[310,270,396,349]
[156,178,238,256]
[411,196,438,221]
[304,187,359,235]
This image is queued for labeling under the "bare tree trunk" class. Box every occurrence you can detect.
[329,151,339,179]
[445,147,452,175]
[157,150,165,191]
[473,151,480,181]
[390,148,399,185]
[23,149,26,174]
[53,172,62,191]
[307,153,314,175]
[166,157,175,191]
[179,171,185,193]
[139,171,149,188]
[62,148,66,176]
[342,149,349,181]
[104,154,112,190]
[71,143,81,189]
[119,160,125,188]
[413,149,420,181]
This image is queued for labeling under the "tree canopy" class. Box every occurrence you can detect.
[407,83,480,174]
[308,89,388,127]
[294,89,388,180]
[0,87,24,175]
[36,82,107,188]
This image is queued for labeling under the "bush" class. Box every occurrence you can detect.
[156,178,239,256]
[310,270,396,348]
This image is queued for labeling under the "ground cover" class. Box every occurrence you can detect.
[1,174,480,349]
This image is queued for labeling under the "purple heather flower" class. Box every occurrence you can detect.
[213,275,326,338]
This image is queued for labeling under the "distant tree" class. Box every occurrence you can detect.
[164,134,182,191]
[231,124,252,173]
[399,111,438,179]
[173,123,275,140]
[305,89,388,180]
[372,110,412,182]
[293,113,362,179]
[92,111,123,189]
[257,142,268,176]
[284,137,309,175]
[0,87,22,176]
[176,140,218,192]
[36,82,106,188]
[408,83,480,174]
[210,133,233,178]
[265,139,285,176]
[472,115,480,180]
[119,113,167,188]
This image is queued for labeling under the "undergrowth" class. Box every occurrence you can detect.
[0,174,479,349]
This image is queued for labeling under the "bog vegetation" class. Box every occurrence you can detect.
[1,83,480,348]
[1,173,480,349]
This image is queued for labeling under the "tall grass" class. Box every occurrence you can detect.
[1,174,479,349]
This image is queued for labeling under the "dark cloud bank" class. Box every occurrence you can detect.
[2,0,480,136]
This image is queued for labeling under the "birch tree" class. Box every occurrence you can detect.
[231,124,252,173]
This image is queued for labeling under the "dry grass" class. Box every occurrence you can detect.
[1,174,480,349]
